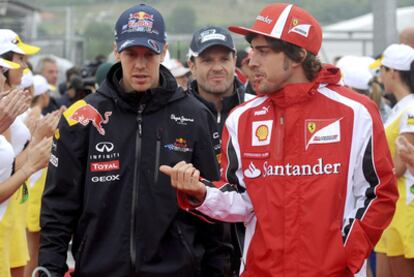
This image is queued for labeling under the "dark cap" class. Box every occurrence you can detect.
[114,4,166,54]
[188,26,235,58]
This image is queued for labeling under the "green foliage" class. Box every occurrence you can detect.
[83,21,114,59]
[167,5,197,34]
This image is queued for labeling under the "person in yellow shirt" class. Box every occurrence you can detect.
[375,43,414,277]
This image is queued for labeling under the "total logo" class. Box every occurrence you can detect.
[95,141,114,153]
[244,158,341,179]
[90,160,120,172]
[91,174,120,183]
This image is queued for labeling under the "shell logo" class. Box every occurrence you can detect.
[256,125,269,141]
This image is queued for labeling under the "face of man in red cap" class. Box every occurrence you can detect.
[248,35,306,94]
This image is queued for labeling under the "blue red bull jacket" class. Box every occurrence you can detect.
[39,63,232,277]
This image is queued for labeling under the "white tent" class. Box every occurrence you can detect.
[320,6,414,63]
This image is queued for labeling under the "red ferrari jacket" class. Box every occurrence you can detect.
[181,66,398,277]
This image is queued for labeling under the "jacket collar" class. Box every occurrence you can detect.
[97,62,185,113]
[269,65,341,108]
[188,77,246,113]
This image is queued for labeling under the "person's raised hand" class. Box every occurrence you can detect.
[32,110,62,140]
[22,137,53,176]
[0,88,31,133]
[160,161,207,202]
[396,136,414,168]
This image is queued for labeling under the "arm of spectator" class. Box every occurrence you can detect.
[396,135,414,175]
[0,137,51,203]
[31,110,62,143]
[24,106,42,135]
[0,88,31,133]
[14,109,61,171]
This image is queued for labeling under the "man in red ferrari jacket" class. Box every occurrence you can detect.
[161,3,398,277]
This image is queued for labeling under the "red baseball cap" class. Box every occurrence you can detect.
[229,3,322,55]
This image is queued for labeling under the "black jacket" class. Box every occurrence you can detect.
[187,78,247,134]
[39,63,231,277]
[187,77,248,277]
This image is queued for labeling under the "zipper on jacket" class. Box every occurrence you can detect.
[275,110,285,161]
[176,223,195,272]
[75,235,88,274]
[217,111,221,124]
[130,104,145,273]
[153,128,163,184]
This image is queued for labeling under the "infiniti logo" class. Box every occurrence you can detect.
[95,142,114,153]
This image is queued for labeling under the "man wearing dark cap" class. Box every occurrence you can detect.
[187,25,254,276]
[161,3,398,277]
[187,25,253,134]
[39,4,230,277]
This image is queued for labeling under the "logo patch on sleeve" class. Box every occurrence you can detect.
[305,118,342,150]
[63,100,112,136]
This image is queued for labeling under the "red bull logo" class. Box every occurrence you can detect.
[128,11,154,29]
[130,11,154,21]
[70,104,112,136]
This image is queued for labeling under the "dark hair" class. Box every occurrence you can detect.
[236,49,249,67]
[0,51,14,85]
[189,46,235,63]
[245,33,322,81]
[399,61,414,93]
[66,66,80,81]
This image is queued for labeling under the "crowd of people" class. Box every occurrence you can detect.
[0,2,414,277]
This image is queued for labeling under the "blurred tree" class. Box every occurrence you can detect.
[167,5,197,34]
[83,21,114,59]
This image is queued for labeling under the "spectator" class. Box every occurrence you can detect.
[375,43,414,277]
[399,26,414,48]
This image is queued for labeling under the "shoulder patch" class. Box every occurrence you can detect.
[63,99,112,136]
[63,100,88,126]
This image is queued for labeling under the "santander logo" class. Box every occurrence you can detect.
[244,162,261,179]
[244,159,341,179]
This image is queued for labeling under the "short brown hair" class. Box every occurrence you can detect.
[246,34,322,81]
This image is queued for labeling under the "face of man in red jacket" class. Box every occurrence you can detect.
[249,35,304,95]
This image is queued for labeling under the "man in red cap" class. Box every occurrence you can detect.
[161,3,397,277]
